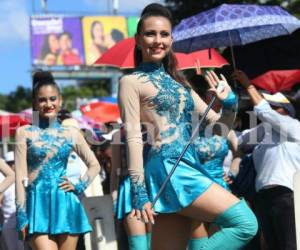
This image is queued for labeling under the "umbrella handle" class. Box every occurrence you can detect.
[151,96,217,207]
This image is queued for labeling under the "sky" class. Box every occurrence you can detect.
[0,0,163,95]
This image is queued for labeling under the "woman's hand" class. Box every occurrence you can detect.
[204,71,232,101]
[129,202,156,224]
[223,173,233,185]
[19,225,28,241]
[231,70,252,88]
[59,176,75,192]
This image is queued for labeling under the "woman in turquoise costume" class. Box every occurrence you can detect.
[189,129,241,249]
[118,3,258,250]
[14,71,101,250]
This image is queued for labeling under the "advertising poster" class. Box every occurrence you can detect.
[31,16,85,66]
[82,16,128,65]
[127,16,139,37]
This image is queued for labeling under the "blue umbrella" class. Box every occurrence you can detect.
[173,4,300,53]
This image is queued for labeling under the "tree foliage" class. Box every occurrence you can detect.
[0,80,109,113]
[164,0,300,24]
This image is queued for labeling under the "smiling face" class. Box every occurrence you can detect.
[136,16,173,63]
[34,85,62,119]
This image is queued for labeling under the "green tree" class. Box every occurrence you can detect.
[0,94,8,111]
[61,80,109,111]
[4,86,32,113]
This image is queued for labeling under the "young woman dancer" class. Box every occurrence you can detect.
[14,71,101,250]
[118,4,258,250]
[188,130,241,250]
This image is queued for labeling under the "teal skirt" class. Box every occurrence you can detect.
[145,146,213,213]
[26,180,92,235]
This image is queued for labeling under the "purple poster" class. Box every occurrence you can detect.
[31,16,85,66]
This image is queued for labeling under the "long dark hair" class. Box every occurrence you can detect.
[134,4,188,86]
[32,71,60,109]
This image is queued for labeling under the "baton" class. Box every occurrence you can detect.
[152,95,217,207]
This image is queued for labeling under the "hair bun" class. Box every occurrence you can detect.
[33,71,54,87]
[141,3,172,20]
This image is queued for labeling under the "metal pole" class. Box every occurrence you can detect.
[152,96,217,207]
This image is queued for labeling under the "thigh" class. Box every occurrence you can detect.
[56,234,79,250]
[30,234,58,250]
[152,213,191,250]
[124,215,149,236]
[179,183,240,222]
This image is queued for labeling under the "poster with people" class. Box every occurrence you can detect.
[31,16,85,66]
[82,16,128,65]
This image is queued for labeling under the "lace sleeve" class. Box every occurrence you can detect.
[72,128,101,195]
[191,89,237,136]
[118,75,149,209]
[14,126,29,231]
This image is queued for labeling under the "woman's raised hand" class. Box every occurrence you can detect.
[204,71,232,101]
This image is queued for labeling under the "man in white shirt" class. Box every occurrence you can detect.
[233,70,300,250]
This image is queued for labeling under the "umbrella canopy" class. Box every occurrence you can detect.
[173,3,300,52]
[222,30,300,93]
[94,38,228,69]
[80,101,120,124]
[0,115,29,138]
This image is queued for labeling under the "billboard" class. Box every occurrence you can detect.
[82,16,128,65]
[31,16,85,66]
[127,16,139,37]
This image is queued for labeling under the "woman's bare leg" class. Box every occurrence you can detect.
[30,234,59,250]
[57,234,79,250]
[124,215,148,236]
[153,184,257,250]
[124,215,151,250]
[180,183,240,221]
[152,213,192,250]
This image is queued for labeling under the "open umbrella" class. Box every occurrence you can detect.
[80,101,120,124]
[173,3,300,53]
[0,115,29,138]
[94,38,228,70]
[222,29,300,93]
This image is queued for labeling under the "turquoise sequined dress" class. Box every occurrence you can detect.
[118,63,237,214]
[14,121,100,235]
[194,135,230,190]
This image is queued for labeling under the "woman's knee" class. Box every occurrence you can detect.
[215,199,258,240]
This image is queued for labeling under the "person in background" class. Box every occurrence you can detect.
[0,156,14,195]
[0,152,24,250]
[39,33,59,66]
[57,32,82,65]
[87,21,108,65]
[233,69,300,250]
[105,29,125,48]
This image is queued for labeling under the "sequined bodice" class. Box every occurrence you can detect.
[25,122,73,188]
[134,63,194,158]
[194,135,229,178]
